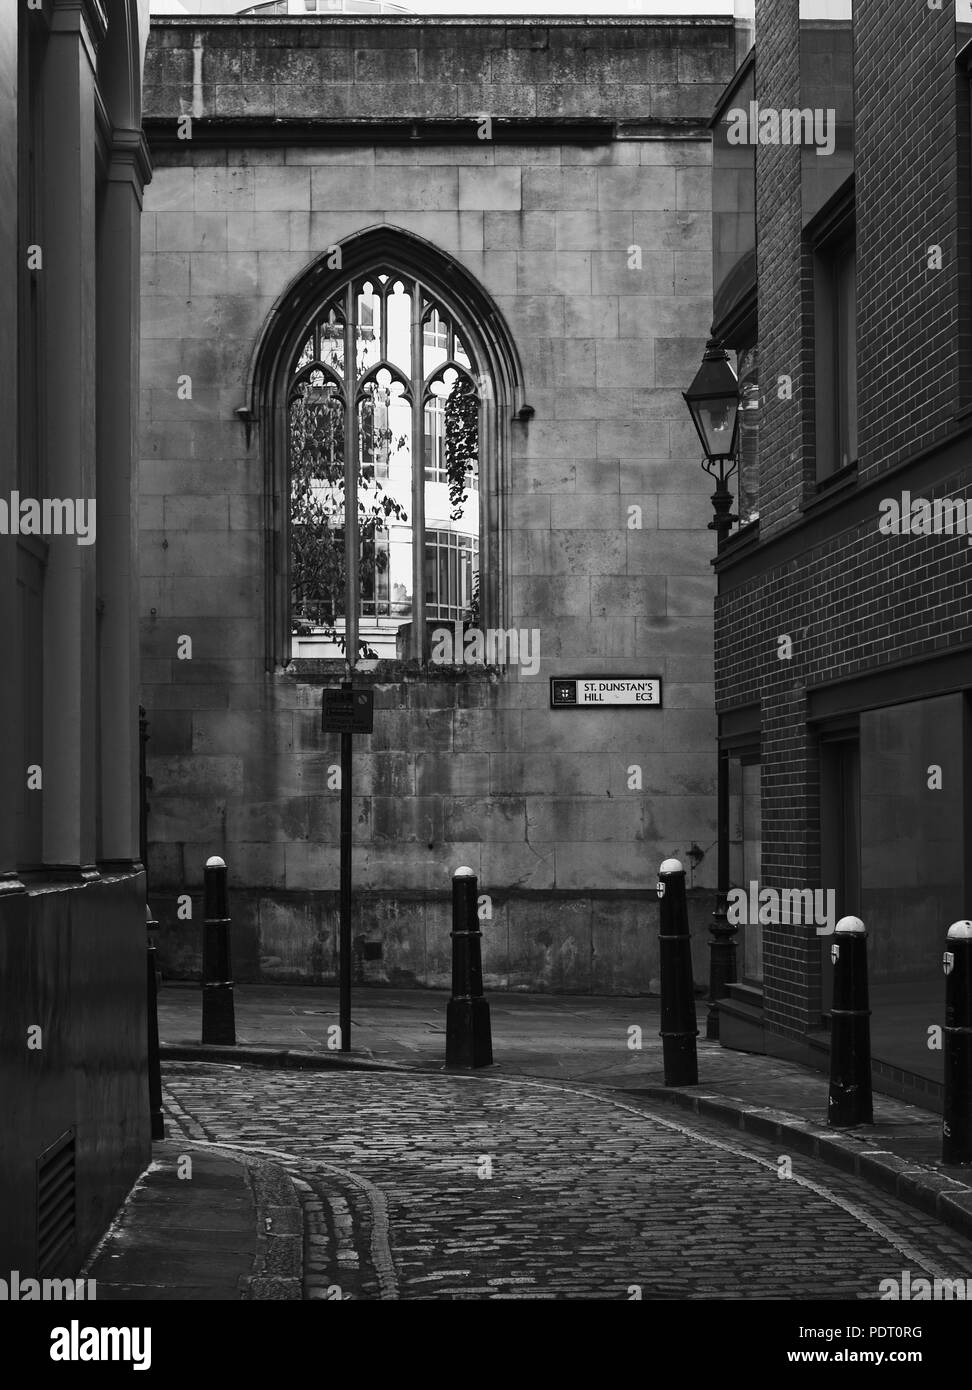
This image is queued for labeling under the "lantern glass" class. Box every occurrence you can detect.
[683,339,741,462]
[691,397,739,459]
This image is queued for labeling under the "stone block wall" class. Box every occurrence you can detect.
[140,17,735,992]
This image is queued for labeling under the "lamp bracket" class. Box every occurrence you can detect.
[701,454,739,484]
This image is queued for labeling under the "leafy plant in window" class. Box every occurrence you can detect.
[290,385,342,631]
[444,379,478,520]
[290,383,407,658]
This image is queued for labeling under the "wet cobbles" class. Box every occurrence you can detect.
[162,1065,972,1301]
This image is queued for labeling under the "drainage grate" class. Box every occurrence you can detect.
[36,1128,76,1276]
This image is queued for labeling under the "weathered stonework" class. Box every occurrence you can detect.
[140,16,735,992]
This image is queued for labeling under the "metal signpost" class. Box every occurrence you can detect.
[319,424,371,1053]
[322,682,374,1051]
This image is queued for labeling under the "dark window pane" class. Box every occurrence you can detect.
[729,754,762,984]
[815,229,857,481]
[837,243,857,467]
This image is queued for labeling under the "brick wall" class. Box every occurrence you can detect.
[855,0,959,481]
[752,0,809,542]
[717,0,972,1038]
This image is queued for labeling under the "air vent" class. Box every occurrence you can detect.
[36,1129,76,1276]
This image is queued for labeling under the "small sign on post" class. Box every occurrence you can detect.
[322,686,374,735]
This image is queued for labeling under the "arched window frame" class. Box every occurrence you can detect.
[249,229,524,671]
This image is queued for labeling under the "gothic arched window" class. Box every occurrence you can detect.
[287,271,484,662]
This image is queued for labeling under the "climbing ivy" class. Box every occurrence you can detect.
[443,379,479,521]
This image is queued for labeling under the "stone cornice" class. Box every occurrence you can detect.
[107,127,154,193]
[52,0,108,45]
[142,116,711,152]
[148,16,734,32]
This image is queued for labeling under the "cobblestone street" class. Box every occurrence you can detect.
[162,1063,972,1301]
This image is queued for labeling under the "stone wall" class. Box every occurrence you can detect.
[140,17,735,991]
[3,0,152,1277]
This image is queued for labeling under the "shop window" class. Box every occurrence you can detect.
[729,752,762,984]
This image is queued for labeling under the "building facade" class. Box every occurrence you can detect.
[0,0,152,1275]
[139,14,735,993]
[710,0,972,1087]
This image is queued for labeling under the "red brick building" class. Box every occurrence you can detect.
[709,0,972,1098]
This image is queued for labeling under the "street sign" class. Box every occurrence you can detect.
[550,676,662,708]
[322,686,374,734]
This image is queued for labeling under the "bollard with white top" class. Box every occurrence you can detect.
[657,857,699,1086]
[943,920,972,1166]
[202,855,236,1046]
[445,866,493,1068]
[827,915,873,1127]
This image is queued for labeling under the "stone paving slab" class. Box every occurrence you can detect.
[82,1140,303,1301]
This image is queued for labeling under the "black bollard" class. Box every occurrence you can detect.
[202,855,236,1046]
[828,916,873,1127]
[146,904,165,1141]
[657,857,699,1086]
[445,867,493,1068]
[943,920,972,1166]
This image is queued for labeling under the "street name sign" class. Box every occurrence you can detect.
[550,676,662,708]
